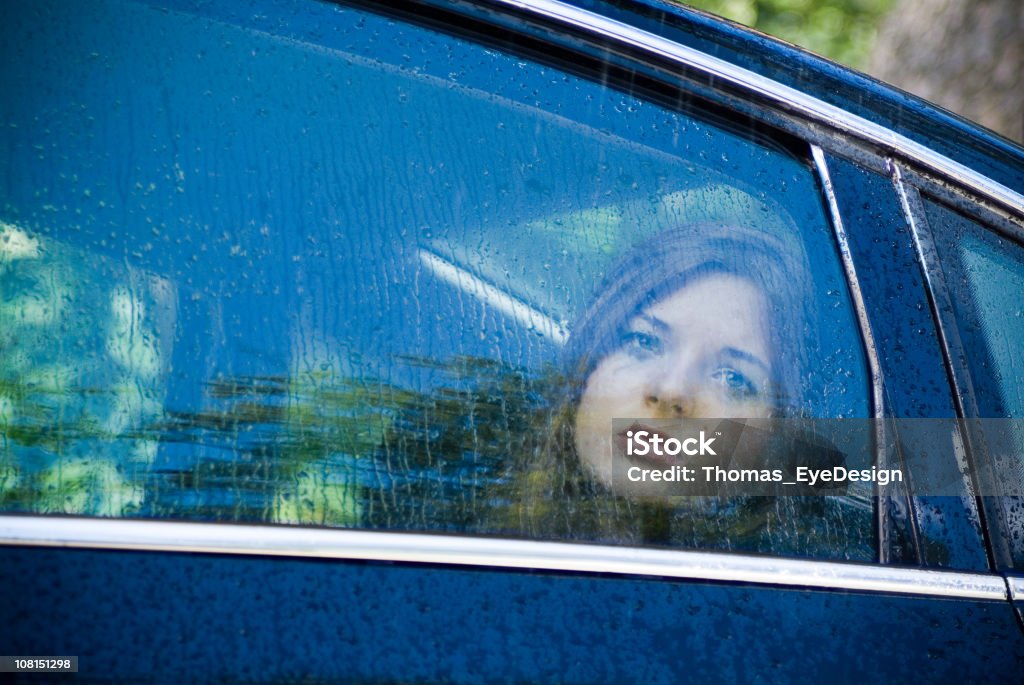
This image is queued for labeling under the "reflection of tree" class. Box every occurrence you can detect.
[153,374,378,526]
[0,377,145,517]
[1,221,166,516]
[150,356,551,530]
[2,349,875,561]
[0,347,552,526]
[363,356,544,532]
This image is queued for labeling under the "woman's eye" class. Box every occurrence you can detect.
[620,330,662,358]
[712,367,759,399]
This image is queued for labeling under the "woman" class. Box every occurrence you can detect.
[503,221,869,556]
[569,223,809,496]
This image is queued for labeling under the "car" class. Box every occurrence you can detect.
[1,0,1023,681]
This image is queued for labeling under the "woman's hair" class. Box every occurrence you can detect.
[564,222,815,415]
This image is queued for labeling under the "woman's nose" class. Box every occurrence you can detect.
[642,352,698,418]
[643,389,695,418]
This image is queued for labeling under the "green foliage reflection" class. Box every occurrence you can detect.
[150,356,545,530]
[1,349,873,560]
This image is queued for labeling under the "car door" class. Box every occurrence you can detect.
[1,0,1022,682]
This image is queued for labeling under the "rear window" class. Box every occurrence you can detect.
[0,0,871,559]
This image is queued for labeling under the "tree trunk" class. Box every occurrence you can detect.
[870,0,1023,143]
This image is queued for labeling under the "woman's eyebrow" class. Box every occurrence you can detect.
[722,346,770,373]
[635,313,670,333]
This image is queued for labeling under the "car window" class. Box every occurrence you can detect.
[0,0,872,560]
[924,196,1024,568]
[925,201,1024,418]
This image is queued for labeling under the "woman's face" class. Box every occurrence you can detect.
[574,273,774,491]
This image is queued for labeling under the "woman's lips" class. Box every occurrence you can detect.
[614,423,681,467]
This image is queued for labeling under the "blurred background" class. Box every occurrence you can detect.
[680,0,1023,144]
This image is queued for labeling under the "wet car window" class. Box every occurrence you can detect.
[925,201,1024,418]
[925,196,1024,567]
[0,0,872,560]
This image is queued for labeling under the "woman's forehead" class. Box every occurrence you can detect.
[643,273,767,321]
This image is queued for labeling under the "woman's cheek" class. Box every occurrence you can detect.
[572,408,615,487]
[585,360,644,410]
[687,392,759,418]
[731,396,773,418]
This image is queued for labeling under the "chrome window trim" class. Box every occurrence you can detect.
[898,166,1024,246]
[0,516,1007,600]
[811,146,890,561]
[486,0,1024,217]
[1009,576,1024,601]
[811,146,884,421]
